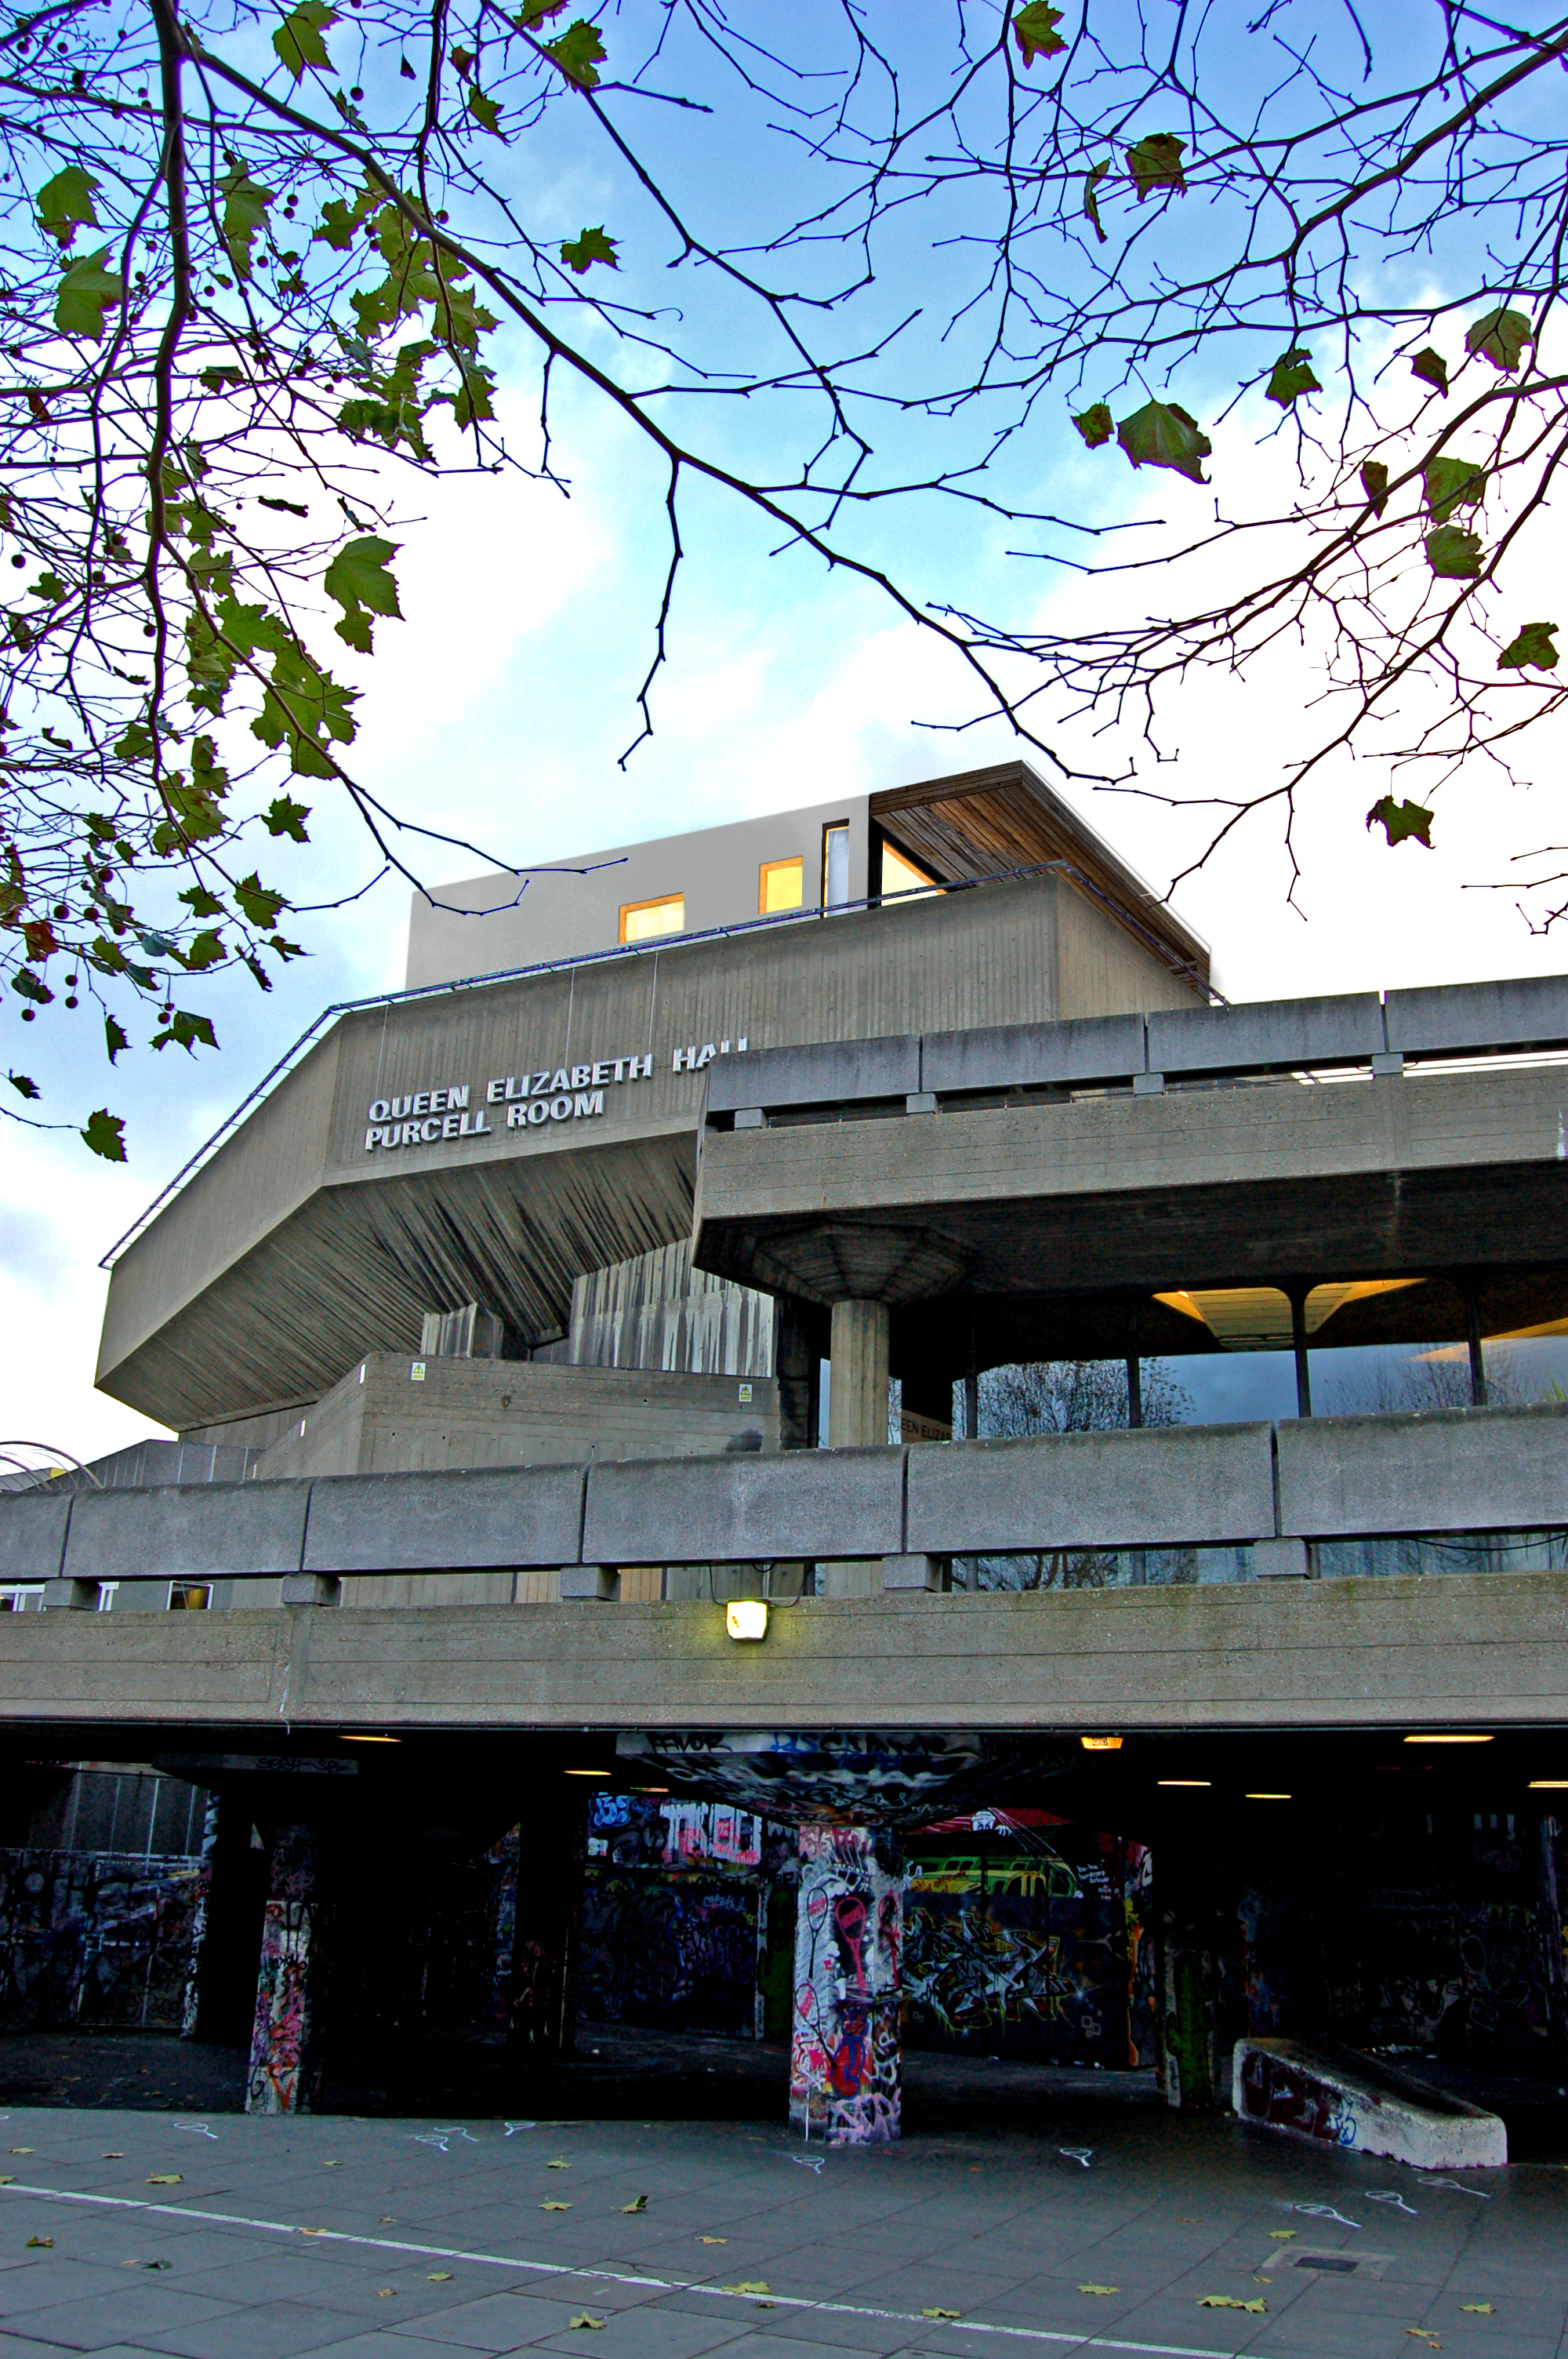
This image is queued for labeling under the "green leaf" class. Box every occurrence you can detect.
[253,646,358,773]
[6,614,31,652]
[234,872,287,928]
[1125,133,1185,201]
[180,885,224,919]
[37,165,100,251]
[465,85,502,134]
[200,365,245,392]
[324,533,401,652]
[1073,402,1113,448]
[1265,346,1321,407]
[1465,306,1531,375]
[1116,398,1210,483]
[258,493,308,517]
[81,1107,126,1160]
[516,0,568,21]
[1360,460,1389,517]
[220,164,274,282]
[1013,3,1066,64]
[7,1070,40,1099]
[104,1014,129,1063]
[182,929,226,970]
[264,794,312,841]
[314,180,382,250]
[1083,158,1109,242]
[11,969,53,1003]
[30,571,67,604]
[1410,347,1449,395]
[560,225,618,274]
[1425,525,1483,578]
[54,248,122,341]
[544,18,605,85]
[152,1009,219,1054]
[1366,795,1434,849]
[1497,622,1559,671]
[1423,456,1485,523]
[273,1,336,78]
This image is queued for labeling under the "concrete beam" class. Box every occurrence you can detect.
[3,1572,1566,1730]
[1147,992,1383,1077]
[583,1445,905,1566]
[0,1492,71,1583]
[303,1463,587,1572]
[707,1035,920,1114]
[920,1014,1146,1096]
[1276,1403,1568,1538]
[906,1424,1278,1554]
[1386,973,1568,1058]
[64,1481,310,1583]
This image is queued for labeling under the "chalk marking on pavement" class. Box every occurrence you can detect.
[0,2183,1257,2359]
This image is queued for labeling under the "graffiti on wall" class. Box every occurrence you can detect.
[245,1826,319,2116]
[789,1824,903,2146]
[579,1874,760,2036]
[587,1792,764,1870]
[0,1848,201,2032]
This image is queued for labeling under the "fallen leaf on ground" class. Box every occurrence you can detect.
[299,2227,327,2236]
[101,2154,125,2160]
[322,2161,339,2168]
[569,2314,604,2330]
[0,2178,13,2186]
[1199,2295,1265,2313]
[1077,2285,1120,2297]
[1176,2216,1205,2224]
[622,2196,648,2213]
[721,2281,771,2295]
[428,2271,452,2281]
[924,2306,964,2318]
[141,2259,172,2270]
[146,2175,182,2185]
[699,2237,727,2244]
[1407,2335,1441,2346]
[25,2237,53,2248]
[378,2215,396,2223]
[541,2201,572,2212]
[547,2159,572,2169]
[1460,2306,1494,2316]
[1268,2230,1296,2240]
[10,2148,34,2154]
[376,2289,395,2299]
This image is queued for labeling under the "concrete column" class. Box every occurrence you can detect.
[1464,1281,1489,1407]
[789,1823,902,2145]
[180,1791,221,2039]
[506,1779,587,2065]
[245,1823,324,2114]
[829,1300,891,1448]
[1287,1283,1313,1418]
[775,1296,822,1451]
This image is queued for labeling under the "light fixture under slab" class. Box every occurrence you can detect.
[726,1599,769,1641]
[1158,1779,1210,1787]
[1081,1736,1123,1750]
[1404,1732,1494,1744]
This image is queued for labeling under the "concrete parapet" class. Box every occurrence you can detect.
[1148,991,1382,1076]
[1386,972,1568,1057]
[881,1555,949,1591]
[583,1445,905,1566]
[303,1463,586,1572]
[906,1424,1277,1554]
[1276,1402,1568,1539]
[920,1014,1145,1095]
[0,1491,71,1583]
[560,1565,619,1601]
[1234,2036,1507,2169]
[707,1035,920,1114]
[64,1480,310,1582]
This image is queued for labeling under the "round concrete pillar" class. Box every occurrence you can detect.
[789,1823,902,2145]
[828,1299,890,1448]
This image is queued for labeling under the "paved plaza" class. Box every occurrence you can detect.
[0,2094,1563,2359]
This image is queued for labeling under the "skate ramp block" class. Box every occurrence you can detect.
[1232,2037,1507,2171]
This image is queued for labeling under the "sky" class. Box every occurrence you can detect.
[3,5,1566,1465]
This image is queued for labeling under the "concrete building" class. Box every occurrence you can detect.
[3,759,1567,2155]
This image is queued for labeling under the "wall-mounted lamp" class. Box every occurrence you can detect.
[1080,1736,1123,1751]
[726,1599,769,1641]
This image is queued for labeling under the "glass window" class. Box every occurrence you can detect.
[822,821,850,908]
[880,838,942,902]
[619,892,684,943]
[759,856,804,914]
[168,1581,212,1611]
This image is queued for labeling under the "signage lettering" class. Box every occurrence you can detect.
[362,1036,748,1155]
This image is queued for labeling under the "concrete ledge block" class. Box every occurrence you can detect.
[303,1463,586,1572]
[64,1481,310,1581]
[1276,1402,1568,1539]
[0,1492,71,1582]
[706,1035,920,1114]
[882,1554,949,1591]
[1385,972,1568,1058]
[1131,1070,1165,1096]
[906,1425,1276,1554]
[1234,2037,1506,2169]
[1149,992,1383,1076]
[560,1565,619,1601]
[1253,1538,1310,1579]
[281,1571,340,1607]
[584,1446,905,1566]
[41,1578,104,1610]
[920,1014,1145,1096]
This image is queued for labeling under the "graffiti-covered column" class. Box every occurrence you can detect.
[245,1825,324,2115]
[789,1823,902,2144]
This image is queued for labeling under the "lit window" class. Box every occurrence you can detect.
[619,893,684,943]
[822,822,850,907]
[168,1581,212,1611]
[880,839,942,902]
[759,856,804,914]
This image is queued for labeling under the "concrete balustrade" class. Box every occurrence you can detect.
[3,1403,1564,1598]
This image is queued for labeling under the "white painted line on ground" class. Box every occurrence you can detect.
[0,2183,1254,2359]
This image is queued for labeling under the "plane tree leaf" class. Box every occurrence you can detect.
[544,20,605,85]
[560,226,618,273]
[323,534,401,652]
[1360,460,1389,516]
[1410,347,1449,394]
[1083,158,1110,242]
[54,249,123,340]
[1116,398,1210,482]
[273,2,336,78]
[1465,306,1531,374]
[1265,346,1321,407]
[220,165,274,281]
[81,1107,126,1160]
[1073,402,1112,447]
[1014,4,1067,64]
[1497,622,1559,670]
[37,166,100,250]
[1423,456,1485,522]
[1425,525,1483,577]
[1126,133,1185,200]
[1367,794,1434,848]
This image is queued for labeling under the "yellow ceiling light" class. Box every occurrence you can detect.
[1080,1736,1123,1750]
[1154,1278,1424,1351]
[1246,1793,1292,1801]
[1404,1732,1494,1744]
[342,1732,400,1743]
[564,1767,612,1777]
[726,1599,769,1641]
[1159,1779,1210,1788]
[1529,1779,1568,1789]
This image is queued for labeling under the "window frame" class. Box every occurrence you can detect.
[618,891,685,944]
[820,820,851,909]
[758,855,805,915]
